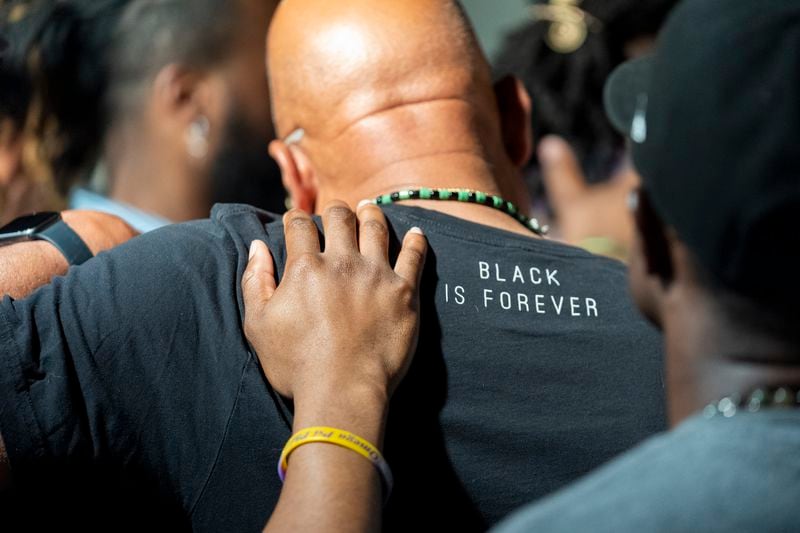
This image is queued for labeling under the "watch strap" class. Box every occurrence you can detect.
[37,219,94,266]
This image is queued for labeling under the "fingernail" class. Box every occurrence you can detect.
[409,227,424,236]
[357,199,373,210]
[249,241,259,260]
[538,136,563,163]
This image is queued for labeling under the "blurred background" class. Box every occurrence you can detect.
[462,0,529,60]
[464,0,675,258]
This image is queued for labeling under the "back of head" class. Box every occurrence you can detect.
[0,0,129,195]
[606,0,800,350]
[3,0,276,213]
[268,0,508,184]
[106,0,287,216]
[495,0,676,184]
[108,0,244,119]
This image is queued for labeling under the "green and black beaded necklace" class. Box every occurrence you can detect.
[372,188,549,237]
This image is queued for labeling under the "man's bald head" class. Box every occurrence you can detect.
[266,0,532,211]
[268,0,491,136]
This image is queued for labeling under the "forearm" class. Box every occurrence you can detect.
[0,241,68,299]
[264,385,389,533]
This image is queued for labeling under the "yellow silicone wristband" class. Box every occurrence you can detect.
[278,426,393,500]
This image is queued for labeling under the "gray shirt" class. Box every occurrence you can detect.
[495,409,800,533]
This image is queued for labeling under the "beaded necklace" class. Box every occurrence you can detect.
[703,386,800,419]
[372,188,548,237]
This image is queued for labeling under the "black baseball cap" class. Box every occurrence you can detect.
[604,0,800,308]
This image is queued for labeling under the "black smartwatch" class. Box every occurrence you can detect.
[0,212,94,266]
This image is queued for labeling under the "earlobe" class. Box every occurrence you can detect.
[153,65,220,163]
[269,140,316,213]
[152,65,212,127]
[494,75,534,168]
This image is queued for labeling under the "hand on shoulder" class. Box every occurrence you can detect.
[242,201,428,408]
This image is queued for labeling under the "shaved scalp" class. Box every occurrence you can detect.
[267,0,504,182]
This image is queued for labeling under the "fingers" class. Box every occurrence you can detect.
[356,201,389,260]
[394,227,427,291]
[321,200,358,254]
[284,209,321,258]
[242,240,277,310]
[538,135,588,209]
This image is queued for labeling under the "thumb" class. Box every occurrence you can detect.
[242,240,277,311]
[538,135,588,210]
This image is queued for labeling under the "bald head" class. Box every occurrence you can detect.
[266,0,532,211]
[269,0,491,133]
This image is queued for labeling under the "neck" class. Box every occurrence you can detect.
[317,152,535,237]
[661,288,800,427]
[106,128,210,222]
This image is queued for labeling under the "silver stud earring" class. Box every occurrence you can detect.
[186,116,210,159]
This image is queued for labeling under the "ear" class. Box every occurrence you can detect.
[494,75,533,168]
[269,140,317,213]
[153,65,199,123]
[151,64,223,137]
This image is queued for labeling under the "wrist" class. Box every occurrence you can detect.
[293,383,389,448]
[31,240,70,274]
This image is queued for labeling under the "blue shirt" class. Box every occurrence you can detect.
[69,188,170,233]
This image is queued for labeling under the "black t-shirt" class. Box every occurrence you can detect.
[0,204,666,531]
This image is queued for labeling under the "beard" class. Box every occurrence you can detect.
[208,110,287,214]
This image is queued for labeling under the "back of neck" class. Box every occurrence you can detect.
[106,131,209,222]
[317,152,534,237]
[662,293,800,426]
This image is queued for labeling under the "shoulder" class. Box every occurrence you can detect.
[112,203,280,251]
[87,203,281,281]
[3,204,284,355]
[495,412,800,533]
